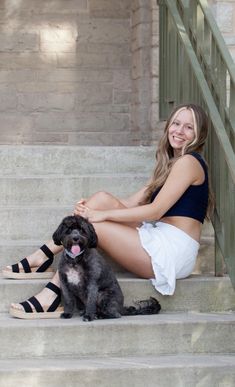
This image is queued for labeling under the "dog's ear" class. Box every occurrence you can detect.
[82,219,98,248]
[52,222,64,246]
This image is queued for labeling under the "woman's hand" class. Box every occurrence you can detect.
[74,203,107,223]
[73,198,87,215]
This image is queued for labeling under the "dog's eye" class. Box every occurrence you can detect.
[78,226,86,235]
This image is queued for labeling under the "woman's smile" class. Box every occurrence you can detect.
[168,109,195,155]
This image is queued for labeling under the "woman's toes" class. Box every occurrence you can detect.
[11,303,23,311]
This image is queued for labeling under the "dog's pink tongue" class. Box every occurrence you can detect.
[71,245,81,255]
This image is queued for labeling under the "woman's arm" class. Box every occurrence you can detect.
[78,155,203,223]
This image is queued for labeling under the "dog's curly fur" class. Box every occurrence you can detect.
[53,215,161,321]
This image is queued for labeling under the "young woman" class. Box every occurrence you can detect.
[3,103,213,319]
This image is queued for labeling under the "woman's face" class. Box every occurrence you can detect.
[168,108,196,156]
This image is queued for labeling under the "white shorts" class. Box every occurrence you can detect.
[138,221,200,295]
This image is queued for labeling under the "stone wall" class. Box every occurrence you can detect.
[131,0,161,145]
[209,0,235,61]
[0,0,133,145]
[0,0,234,146]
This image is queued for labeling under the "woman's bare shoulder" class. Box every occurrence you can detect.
[173,154,202,169]
[171,154,204,184]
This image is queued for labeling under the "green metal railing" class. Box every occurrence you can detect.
[158,0,235,287]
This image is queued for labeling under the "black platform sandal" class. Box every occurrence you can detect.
[9,282,63,319]
[2,245,55,279]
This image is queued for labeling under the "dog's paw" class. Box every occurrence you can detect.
[60,312,73,319]
[83,313,96,322]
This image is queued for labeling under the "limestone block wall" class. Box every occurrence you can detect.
[0,0,133,145]
[0,0,234,146]
[131,0,161,145]
[209,0,235,61]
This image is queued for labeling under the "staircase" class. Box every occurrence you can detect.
[0,146,235,387]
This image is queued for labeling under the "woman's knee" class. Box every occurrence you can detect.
[87,191,120,210]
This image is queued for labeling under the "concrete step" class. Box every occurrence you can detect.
[0,145,155,176]
[0,238,214,275]
[0,312,234,359]
[0,175,146,206]
[0,355,234,387]
[0,206,70,241]
[193,237,214,275]
[0,275,234,314]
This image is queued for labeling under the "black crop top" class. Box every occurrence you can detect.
[150,152,209,223]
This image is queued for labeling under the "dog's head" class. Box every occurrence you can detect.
[52,215,98,257]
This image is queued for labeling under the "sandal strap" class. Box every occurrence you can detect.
[28,296,44,312]
[20,296,44,313]
[11,263,19,273]
[46,282,61,312]
[46,282,61,296]
[47,295,61,312]
[12,258,31,274]
[21,258,31,273]
[36,245,54,273]
[20,300,33,313]
[40,244,54,260]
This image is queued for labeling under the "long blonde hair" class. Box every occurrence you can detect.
[142,103,214,218]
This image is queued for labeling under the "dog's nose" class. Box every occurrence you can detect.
[73,236,79,242]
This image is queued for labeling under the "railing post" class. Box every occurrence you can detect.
[230,80,235,146]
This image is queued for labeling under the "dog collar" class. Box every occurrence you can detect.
[65,249,84,259]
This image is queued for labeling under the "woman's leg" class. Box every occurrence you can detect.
[84,191,154,278]
[94,221,154,278]
[80,191,127,211]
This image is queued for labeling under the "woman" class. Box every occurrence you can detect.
[3,103,213,319]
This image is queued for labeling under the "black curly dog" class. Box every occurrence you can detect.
[52,215,161,321]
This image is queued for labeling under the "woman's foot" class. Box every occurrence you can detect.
[2,241,62,279]
[10,275,63,319]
